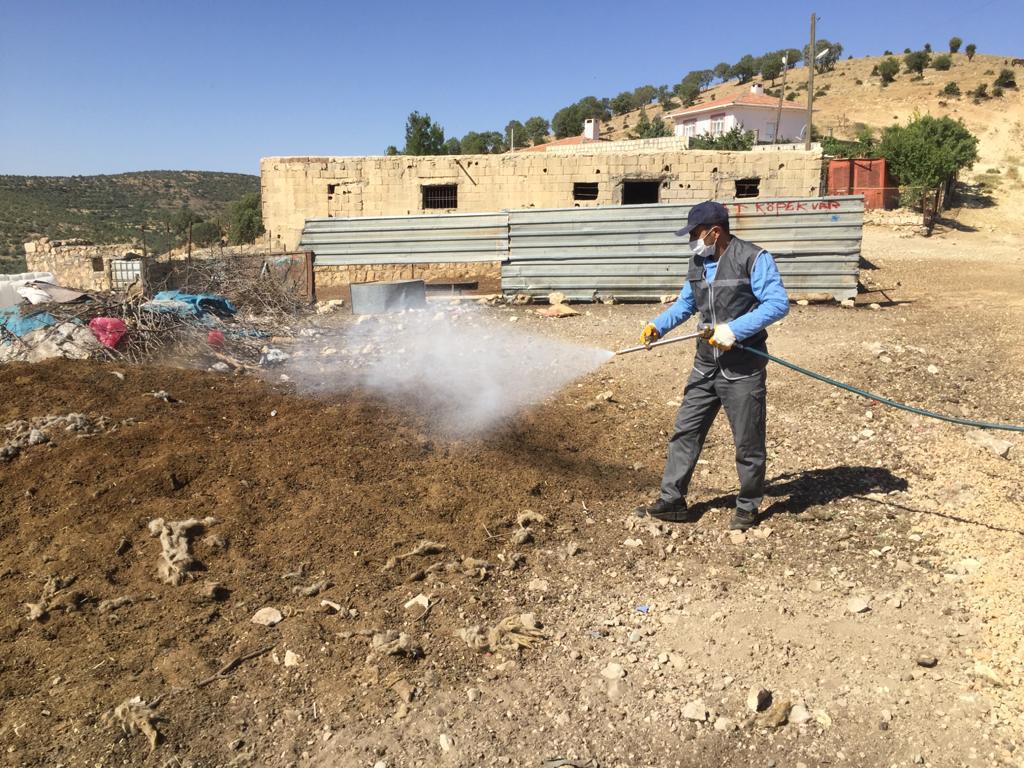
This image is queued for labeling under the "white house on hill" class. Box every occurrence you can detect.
[665,83,808,144]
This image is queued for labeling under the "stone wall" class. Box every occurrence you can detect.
[24,239,144,292]
[314,261,502,301]
[261,146,824,252]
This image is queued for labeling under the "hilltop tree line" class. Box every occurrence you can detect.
[164,194,264,248]
[392,42,841,154]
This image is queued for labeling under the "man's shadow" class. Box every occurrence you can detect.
[689,465,908,520]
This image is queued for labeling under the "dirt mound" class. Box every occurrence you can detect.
[0,360,643,765]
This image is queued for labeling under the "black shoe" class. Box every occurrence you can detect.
[729,509,758,531]
[635,498,697,523]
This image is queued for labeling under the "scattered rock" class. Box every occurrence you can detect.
[284,650,301,667]
[714,716,737,732]
[917,655,938,668]
[756,698,791,728]
[438,734,454,753]
[623,538,643,548]
[466,687,481,703]
[847,597,871,614]
[972,661,1003,686]
[966,430,1012,459]
[104,696,161,751]
[681,699,708,721]
[789,702,812,725]
[527,578,549,592]
[251,607,283,627]
[927,364,939,374]
[600,662,626,680]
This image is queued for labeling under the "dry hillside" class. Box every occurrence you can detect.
[604,53,1023,225]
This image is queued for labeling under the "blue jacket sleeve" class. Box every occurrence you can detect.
[651,280,696,336]
[728,251,789,341]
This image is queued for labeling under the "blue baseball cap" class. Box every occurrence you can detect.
[675,200,729,237]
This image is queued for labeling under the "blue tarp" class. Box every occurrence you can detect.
[149,291,237,318]
[0,307,59,342]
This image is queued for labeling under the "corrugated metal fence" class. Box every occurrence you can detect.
[299,197,863,301]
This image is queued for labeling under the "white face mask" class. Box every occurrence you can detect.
[689,228,718,257]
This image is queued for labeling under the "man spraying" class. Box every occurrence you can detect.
[635,201,789,531]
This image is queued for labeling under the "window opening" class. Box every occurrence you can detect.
[734,178,761,198]
[422,184,458,209]
[622,180,660,205]
[573,182,599,201]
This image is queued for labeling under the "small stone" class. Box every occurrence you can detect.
[917,655,938,668]
[251,607,283,626]
[527,578,549,592]
[596,390,614,402]
[972,661,1003,686]
[840,298,855,308]
[713,716,736,731]
[681,698,708,721]
[847,597,871,614]
[751,526,772,539]
[869,302,881,310]
[566,541,580,557]
[756,698,791,728]
[796,299,809,306]
[467,687,481,703]
[747,687,771,712]
[789,702,812,725]
[729,531,747,545]
[438,734,454,753]
[966,430,1012,459]
[623,538,643,548]
[600,662,626,680]
[284,650,301,667]
[927,364,939,374]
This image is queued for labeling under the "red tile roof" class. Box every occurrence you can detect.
[518,135,611,152]
[665,92,807,118]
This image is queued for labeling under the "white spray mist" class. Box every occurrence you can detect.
[285,306,612,436]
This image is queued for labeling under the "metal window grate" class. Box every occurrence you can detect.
[422,184,458,209]
[573,182,599,201]
[735,178,761,198]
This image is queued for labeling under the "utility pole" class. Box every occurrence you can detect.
[772,55,789,145]
[805,12,816,151]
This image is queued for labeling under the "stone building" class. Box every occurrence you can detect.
[24,238,145,292]
[260,140,824,254]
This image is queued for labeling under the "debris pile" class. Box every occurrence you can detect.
[2,413,133,462]
[147,517,217,585]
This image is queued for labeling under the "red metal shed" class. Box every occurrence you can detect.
[827,158,899,210]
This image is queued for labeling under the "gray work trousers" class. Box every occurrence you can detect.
[660,366,767,513]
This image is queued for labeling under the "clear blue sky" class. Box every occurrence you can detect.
[1,0,1018,176]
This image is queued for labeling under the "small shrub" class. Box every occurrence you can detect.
[814,88,828,97]
[870,64,880,76]
[983,69,994,75]
[924,43,932,53]
[878,57,900,84]
[932,54,952,71]
[972,83,989,100]
[941,81,961,97]
[993,85,1005,98]
[855,78,863,85]
[883,50,893,56]
[966,44,977,61]
[949,37,962,54]
[994,68,1017,88]
[904,47,912,54]
[785,92,797,101]
[937,100,947,107]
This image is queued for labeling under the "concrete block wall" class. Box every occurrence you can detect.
[261,147,824,252]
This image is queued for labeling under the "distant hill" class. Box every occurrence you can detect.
[0,170,259,273]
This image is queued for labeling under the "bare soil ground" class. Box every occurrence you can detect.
[2,225,1023,768]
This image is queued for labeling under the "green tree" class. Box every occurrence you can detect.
[690,126,755,151]
[442,137,462,154]
[879,113,979,232]
[402,111,446,155]
[948,36,962,54]
[729,54,758,84]
[460,131,505,154]
[903,50,931,77]
[523,116,550,145]
[941,81,961,97]
[631,84,658,106]
[385,145,399,155]
[972,83,989,100]
[994,68,1017,89]
[877,57,900,84]
[610,91,636,115]
[965,43,976,61]
[713,62,731,81]
[673,75,701,107]
[190,220,222,247]
[170,205,203,236]
[778,48,803,67]
[759,53,784,83]
[803,39,843,72]
[923,42,932,53]
[631,108,673,139]
[227,193,263,245]
[693,69,715,91]
[504,120,530,149]
[932,54,952,71]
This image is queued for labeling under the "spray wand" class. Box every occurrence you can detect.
[615,327,713,356]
